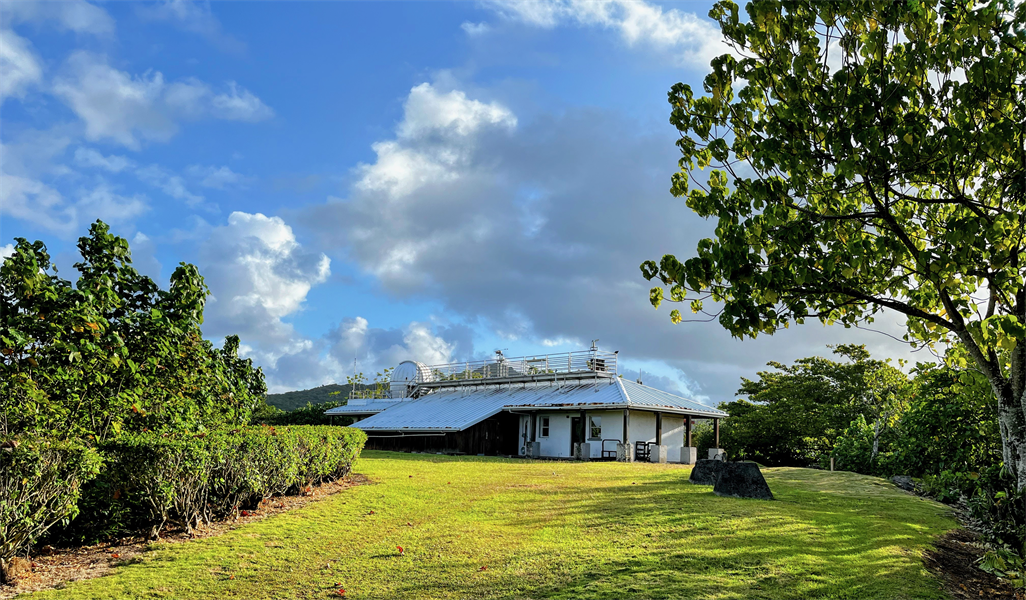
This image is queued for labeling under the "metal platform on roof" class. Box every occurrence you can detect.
[352,348,619,400]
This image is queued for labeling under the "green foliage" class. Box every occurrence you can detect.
[719,345,908,466]
[1,221,267,441]
[252,400,352,426]
[265,384,349,412]
[0,438,102,581]
[87,426,367,539]
[640,0,1026,486]
[890,364,1001,476]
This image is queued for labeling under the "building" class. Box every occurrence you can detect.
[326,345,727,463]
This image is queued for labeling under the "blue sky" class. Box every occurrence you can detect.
[1,0,918,398]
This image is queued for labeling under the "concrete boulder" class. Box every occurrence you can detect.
[713,462,774,500]
[689,459,725,485]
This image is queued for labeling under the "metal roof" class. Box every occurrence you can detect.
[617,379,726,417]
[349,388,514,432]
[325,399,407,416]
[344,378,725,432]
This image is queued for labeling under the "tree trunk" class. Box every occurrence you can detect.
[995,381,1026,490]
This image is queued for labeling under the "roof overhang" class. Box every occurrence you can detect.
[501,404,725,418]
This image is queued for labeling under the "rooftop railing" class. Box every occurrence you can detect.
[349,349,619,400]
[423,349,618,384]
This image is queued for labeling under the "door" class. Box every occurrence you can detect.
[570,417,583,456]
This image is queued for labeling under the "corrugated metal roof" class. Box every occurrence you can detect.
[349,388,514,431]
[346,378,725,432]
[325,400,407,415]
[618,379,726,417]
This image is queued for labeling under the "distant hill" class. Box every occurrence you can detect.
[266,383,352,411]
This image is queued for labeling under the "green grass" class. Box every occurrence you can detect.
[25,452,956,600]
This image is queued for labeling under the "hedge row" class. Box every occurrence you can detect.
[100,426,367,538]
[0,439,102,583]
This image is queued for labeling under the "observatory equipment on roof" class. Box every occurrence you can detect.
[389,361,433,399]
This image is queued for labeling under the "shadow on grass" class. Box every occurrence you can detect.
[373,459,949,600]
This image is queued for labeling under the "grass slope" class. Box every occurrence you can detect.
[26,452,956,600]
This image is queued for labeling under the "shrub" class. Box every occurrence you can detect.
[0,438,102,583]
[81,426,367,539]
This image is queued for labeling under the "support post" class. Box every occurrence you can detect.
[531,413,537,442]
[714,418,720,447]
[655,412,662,445]
[685,416,692,448]
[622,409,629,445]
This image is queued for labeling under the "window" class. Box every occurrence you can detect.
[589,416,601,440]
[540,417,550,437]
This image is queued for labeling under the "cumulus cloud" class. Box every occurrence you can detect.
[0,244,15,262]
[0,29,43,101]
[353,83,515,200]
[0,0,115,36]
[52,52,272,149]
[299,81,921,403]
[137,0,245,53]
[327,318,461,375]
[197,212,331,389]
[479,0,730,66]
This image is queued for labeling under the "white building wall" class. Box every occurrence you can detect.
[628,411,657,446]
[663,416,685,463]
[536,412,573,458]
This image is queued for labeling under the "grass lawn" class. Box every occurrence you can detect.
[25,451,957,600]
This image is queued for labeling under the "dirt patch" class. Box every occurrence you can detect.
[0,474,367,599]
[924,529,1023,599]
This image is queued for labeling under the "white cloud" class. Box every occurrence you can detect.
[354,82,515,200]
[398,82,516,139]
[52,52,272,149]
[461,21,491,36]
[0,175,148,236]
[137,0,245,53]
[0,0,115,36]
[481,0,729,66]
[187,164,247,189]
[0,174,75,234]
[327,317,459,379]
[0,244,15,262]
[135,164,206,207]
[74,147,135,173]
[0,29,43,101]
[197,212,333,392]
[76,183,149,225]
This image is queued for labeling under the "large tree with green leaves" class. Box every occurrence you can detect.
[1,221,266,441]
[722,344,909,466]
[642,1,1026,485]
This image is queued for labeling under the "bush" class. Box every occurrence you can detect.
[0,438,102,583]
[79,426,367,539]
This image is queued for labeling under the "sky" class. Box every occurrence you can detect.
[0,0,928,400]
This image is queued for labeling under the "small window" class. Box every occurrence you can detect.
[589,416,601,440]
[540,417,550,437]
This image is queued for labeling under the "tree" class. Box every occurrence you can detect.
[1,221,266,440]
[719,344,908,466]
[641,1,1026,487]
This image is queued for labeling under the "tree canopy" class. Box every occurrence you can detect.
[642,0,1026,486]
[1,221,266,441]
